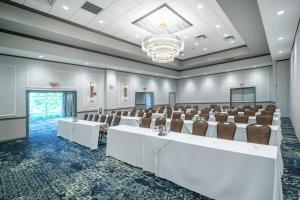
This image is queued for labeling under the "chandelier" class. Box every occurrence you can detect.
[142,24,184,63]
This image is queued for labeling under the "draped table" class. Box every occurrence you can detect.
[57,119,107,149]
[107,125,283,200]
[209,115,280,126]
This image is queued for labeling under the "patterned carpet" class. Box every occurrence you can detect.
[0,117,299,200]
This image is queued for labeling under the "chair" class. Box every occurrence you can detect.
[243,105,251,109]
[190,109,198,116]
[155,117,166,127]
[234,115,249,124]
[217,122,236,140]
[83,113,88,120]
[88,114,94,121]
[227,109,238,116]
[116,111,122,116]
[145,112,152,118]
[223,105,230,110]
[265,107,276,112]
[210,104,217,109]
[249,107,259,112]
[100,115,106,123]
[266,104,276,109]
[201,109,209,114]
[170,119,184,133]
[130,110,136,117]
[106,115,113,127]
[261,110,274,116]
[151,109,157,113]
[192,105,199,111]
[199,113,209,121]
[256,115,273,125]
[93,114,99,122]
[244,110,256,116]
[172,112,181,120]
[215,113,228,123]
[122,111,128,116]
[246,124,271,145]
[186,105,191,109]
[158,108,164,113]
[192,121,208,136]
[185,113,194,120]
[137,111,144,117]
[173,106,178,111]
[144,109,149,113]
[140,117,152,128]
[113,116,121,126]
[166,110,172,118]
[236,107,244,112]
[255,105,263,109]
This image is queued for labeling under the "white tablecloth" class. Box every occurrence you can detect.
[209,115,280,126]
[107,125,283,200]
[58,119,107,149]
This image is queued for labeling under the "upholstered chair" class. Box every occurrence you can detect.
[100,115,106,123]
[116,111,122,116]
[192,105,199,111]
[130,110,136,117]
[201,109,209,114]
[166,110,172,118]
[199,113,209,121]
[185,113,194,120]
[227,109,238,116]
[210,104,217,109]
[256,115,273,125]
[137,111,144,117]
[172,112,181,120]
[158,108,164,113]
[234,115,249,124]
[244,110,256,116]
[236,107,245,112]
[266,104,276,109]
[151,109,157,113]
[145,112,152,118]
[246,124,271,145]
[83,113,88,120]
[173,106,179,111]
[88,114,94,121]
[243,105,251,109]
[223,105,230,110]
[113,116,121,126]
[192,120,209,136]
[217,122,236,140]
[140,117,152,128]
[122,111,128,116]
[261,110,274,116]
[215,113,228,123]
[144,109,149,113]
[249,107,259,112]
[265,107,276,112]
[190,109,198,116]
[155,117,166,127]
[106,115,113,127]
[255,105,263,109]
[93,114,99,122]
[170,119,184,133]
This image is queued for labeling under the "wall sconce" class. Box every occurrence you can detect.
[90,82,96,102]
[124,84,128,101]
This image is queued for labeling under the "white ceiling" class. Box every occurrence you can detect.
[10,0,246,60]
[257,0,300,61]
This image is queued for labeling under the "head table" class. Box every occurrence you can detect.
[106,125,283,200]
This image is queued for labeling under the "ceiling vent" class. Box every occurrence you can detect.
[81,2,102,14]
[224,35,235,41]
[196,34,208,40]
[32,0,56,6]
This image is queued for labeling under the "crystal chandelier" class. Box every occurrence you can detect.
[142,24,184,63]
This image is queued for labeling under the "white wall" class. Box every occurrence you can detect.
[290,27,300,141]
[177,66,273,104]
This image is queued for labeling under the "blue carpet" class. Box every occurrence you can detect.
[0,117,299,199]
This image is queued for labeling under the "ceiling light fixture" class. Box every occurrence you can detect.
[203,47,207,51]
[194,42,199,46]
[197,4,203,9]
[62,5,69,10]
[99,20,104,24]
[216,24,220,28]
[224,33,228,37]
[142,23,184,63]
[38,55,44,58]
[278,37,284,41]
[276,10,284,16]
[278,50,283,54]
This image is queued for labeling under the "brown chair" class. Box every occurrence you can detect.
[173,106,178,111]
[199,113,209,121]
[256,115,273,125]
[170,119,184,133]
[155,117,166,127]
[266,104,276,109]
[123,111,128,116]
[83,113,88,120]
[255,105,263,109]
[166,110,172,118]
[145,112,152,118]
[140,117,152,128]
[236,107,244,112]
[223,105,230,110]
[88,114,94,121]
[227,109,238,116]
[172,112,181,120]
[234,115,249,124]
[210,104,217,109]
[151,109,157,113]
[158,108,164,113]
[201,109,209,114]
[144,109,149,113]
[106,115,113,127]
[192,120,209,136]
[93,114,99,122]
[186,105,191,109]
[137,111,144,117]
[116,111,122,116]
[113,116,121,126]
[261,110,274,116]
[243,105,251,109]
[246,124,271,145]
[249,107,259,112]
[130,110,136,117]
[185,113,194,120]
[265,107,276,112]
[190,109,198,116]
[244,110,256,116]
[192,106,199,111]
[100,115,106,123]
[215,113,228,123]
[217,122,236,140]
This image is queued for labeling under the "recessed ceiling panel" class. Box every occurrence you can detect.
[132,4,192,34]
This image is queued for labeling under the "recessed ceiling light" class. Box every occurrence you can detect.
[99,20,104,24]
[216,24,220,28]
[62,5,69,10]
[278,37,284,41]
[194,42,199,46]
[224,33,228,37]
[204,73,208,75]
[181,53,185,56]
[226,69,230,72]
[197,4,203,9]
[276,10,284,16]
[203,48,207,51]
[135,35,140,38]
[278,50,283,54]
[38,55,44,58]
[230,40,235,44]
[85,62,89,65]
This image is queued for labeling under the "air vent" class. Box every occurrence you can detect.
[224,35,235,41]
[196,34,208,40]
[81,2,102,14]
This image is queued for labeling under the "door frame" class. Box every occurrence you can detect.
[26,90,77,138]
[169,92,176,106]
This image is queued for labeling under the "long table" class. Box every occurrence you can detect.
[57,119,107,149]
[107,125,283,200]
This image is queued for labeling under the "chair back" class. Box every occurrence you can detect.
[137,111,144,117]
[244,110,256,116]
[192,105,199,111]
[130,110,136,117]
[170,119,184,133]
[223,105,230,110]
[234,115,249,124]
[140,117,152,128]
[172,112,181,120]
[246,124,271,145]
[151,109,157,113]
[236,107,244,112]
[83,113,88,120]
[100,115,106,123]
[173,106,178,111]
[185,112,194,120]
[166,110,172,118]
[155,117,166,127]
[93,114,99,122]
[256,115,273,125]
[227,109,238,116]
[201,109,209,114]
[145,112,152,118]
[249,107,259,112]
[215,113,228,123]
[199,113,209,121]
[88,114,94,121]
[144,109,149,113]
[243,105,251,109]
[255,105,263,109]
[113,116,121,126]
[217,122,236,140]
[190,109,198,115]
[116,111,122,116]
[106,115,113,126]
[123,111,128,116]
[261,110,274,116]
[192,121,209,136]
[265,107,276,112]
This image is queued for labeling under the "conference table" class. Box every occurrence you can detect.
[57,119,107,150]
[106,125,283,200]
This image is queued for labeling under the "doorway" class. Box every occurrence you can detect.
[26,90,77,137]
[169,92,176,106]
